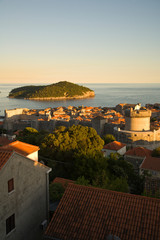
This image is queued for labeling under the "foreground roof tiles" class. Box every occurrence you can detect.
[45,184,160,240]
[103,141,126,151]
[0,149,13,170]
[2,140,39,156]
[125,147,152,157]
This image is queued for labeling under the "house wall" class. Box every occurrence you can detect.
[102,146,126,157]
[124,155,145,173]
[117,146,126,155]
[27,151,38,161]
[140,168,160,178]
[102,149,116,157]
[0,153,50,240]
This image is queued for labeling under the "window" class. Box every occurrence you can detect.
[6,214,15,234]
[8,178,14,193]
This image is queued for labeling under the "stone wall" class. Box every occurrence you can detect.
[0,153,50,240]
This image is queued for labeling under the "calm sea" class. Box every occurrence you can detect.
[0,83,160,116]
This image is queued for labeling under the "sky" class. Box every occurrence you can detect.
[0,0,160,84]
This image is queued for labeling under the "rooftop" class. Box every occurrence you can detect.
[1,140,39,156]
[53,177,75,189]
[125,147,152,157]
[141,156,160,172]
[0,149,13,170]
[45,183,160,240]
[103,141,126,151]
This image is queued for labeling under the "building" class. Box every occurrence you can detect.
[44,183,160,240]
[102,141,126,157]
[124,147,152,173]
[114,104,160,148]
[91,116,107,136]
[2,140,40,161]
[0,147,51,240]
[140,156,160,178]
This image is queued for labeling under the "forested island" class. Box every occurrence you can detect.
[8,81,95,100]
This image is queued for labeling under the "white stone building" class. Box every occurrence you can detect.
[0,147,51,240]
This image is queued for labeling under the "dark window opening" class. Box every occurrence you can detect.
[6,214,15,234]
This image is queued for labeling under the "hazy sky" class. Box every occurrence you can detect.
[0,0,160,84]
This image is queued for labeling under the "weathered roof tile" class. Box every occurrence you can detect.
[45,184,160,240]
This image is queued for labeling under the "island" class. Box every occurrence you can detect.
[8,81,95,100]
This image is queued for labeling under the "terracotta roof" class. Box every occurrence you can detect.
[53,177,75,189]
[125,147,152,157]
[140,156,160,172]
[103,141,126,151]
[45,183,160,240]
[0,149,13,170]
[1,140,39,157]
[0,136,11,146]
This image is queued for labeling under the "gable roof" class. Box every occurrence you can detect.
[1,140,39,156]
[125,147,152,157]
[140,156,160,172]
[0,149,13,170]
[103,141,126,151]
[45,184,160,240]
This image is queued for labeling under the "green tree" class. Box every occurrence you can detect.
[49,183,65,202]
[76,176,90,186]
[103,134,116,144]
[152,147,160,157]
[40,125,104,180]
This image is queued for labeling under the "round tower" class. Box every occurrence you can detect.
[125,106,151,131]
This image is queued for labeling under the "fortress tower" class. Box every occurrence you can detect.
[114,104,160,148]
[125,105,151,131]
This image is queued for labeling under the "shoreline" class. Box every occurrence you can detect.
[9,91,95,101]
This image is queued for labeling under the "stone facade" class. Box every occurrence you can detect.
[114,106,160,148]
[0,152,51,240]
[125,108,151,131]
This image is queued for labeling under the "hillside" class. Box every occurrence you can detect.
[8,81,95,100]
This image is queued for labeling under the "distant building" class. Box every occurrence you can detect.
[102,141,126,157]
[140,156,160,178]
[44,183,160,240]
[114,104,160,148]
[0,145,51,240]
[124,147,152,173]
[91,116,107,136]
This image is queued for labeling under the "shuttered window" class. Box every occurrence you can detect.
[8,178,14,193]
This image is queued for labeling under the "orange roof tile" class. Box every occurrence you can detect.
[2,140,39,156]
[45,183,160,240]
[103,141,126,151]
[125,147,152,157]
[53,177,75,189]
[141,156,160,172]
[0,149,13,170]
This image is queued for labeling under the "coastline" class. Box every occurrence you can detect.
[9,91,95,101]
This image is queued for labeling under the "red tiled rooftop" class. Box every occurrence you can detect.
[0,136,11,146]
[125,147,152,157]
[53,177,75,189]
[141,156,160,172]
[103,141,126,151]
[45,183,160,240]
[2,140,39,156]
[0,149,13,170]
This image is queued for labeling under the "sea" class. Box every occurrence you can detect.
[0,83,160,116]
